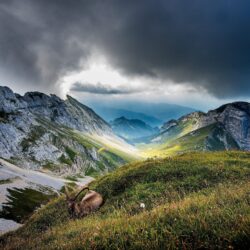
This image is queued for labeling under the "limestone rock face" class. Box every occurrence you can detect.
[0,87,27,112]
[160,119,178,132]
[159,102,250,151]
[199,102,250,150]
[0,86,125,175]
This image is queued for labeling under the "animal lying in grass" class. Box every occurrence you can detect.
[65,186,104,218]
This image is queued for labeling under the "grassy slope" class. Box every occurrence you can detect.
[70,132,140,176]
[139,122,239,158]
[21,117,139,176]
[1,151,249,249]
[138,118,198,157]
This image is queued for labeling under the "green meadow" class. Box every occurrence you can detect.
[1,151,249,249]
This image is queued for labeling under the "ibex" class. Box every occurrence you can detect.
[65,186,104,218]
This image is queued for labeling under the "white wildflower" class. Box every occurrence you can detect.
[140,203,145,208]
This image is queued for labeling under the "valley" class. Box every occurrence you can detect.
[138,102,250,157]
[0,86,249,248]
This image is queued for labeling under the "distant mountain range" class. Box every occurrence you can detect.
[140,102,250,157]
[1,86,249,172]
[88,102,195,127]
[110,116,159,142]
[0,86,139,177]
[89,106,162,127]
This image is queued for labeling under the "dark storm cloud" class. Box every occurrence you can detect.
[0,0,91,92]
[71,82,138,95]
[0,0,250,97]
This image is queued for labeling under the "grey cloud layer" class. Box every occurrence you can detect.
[0,0,250,97]
[71,82,139,95]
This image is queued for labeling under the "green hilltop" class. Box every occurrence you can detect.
[1,151,249,249]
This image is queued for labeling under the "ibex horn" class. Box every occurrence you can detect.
[64,185,70,199]
[73,186,90,201]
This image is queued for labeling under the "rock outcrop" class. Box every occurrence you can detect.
[156,102,250,151]
[0,86,131,176]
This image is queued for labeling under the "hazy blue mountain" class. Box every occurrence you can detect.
[88,102,195,127]
[89,106,162,127]
[110,116,159,141]
[123,102,196,121]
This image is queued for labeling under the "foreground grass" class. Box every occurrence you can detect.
[1,151,250,249]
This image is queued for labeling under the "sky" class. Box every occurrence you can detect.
[0,0,250,110]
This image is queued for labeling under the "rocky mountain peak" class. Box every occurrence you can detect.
[161,119,178,132]
[0,86,129,173]
[209,102,250,150]
[0,86,15,99]
[180,111,205,121]
[23,91,65,109]
[0,86,111,135]
[158,101,250,151]
[112,116,148,126]
[213,102,250,115]
[0,86,27,112]
[111,116,159,141]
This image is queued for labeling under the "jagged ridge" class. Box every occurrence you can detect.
[0,86,138,176]
[140,102,250,157]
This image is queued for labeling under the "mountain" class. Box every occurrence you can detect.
[89,106,162,127]
[120,101,196,121]
[88,102,196,127]
[140,102,250,157]
[110,116,159,141]
[0,86,139,177]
